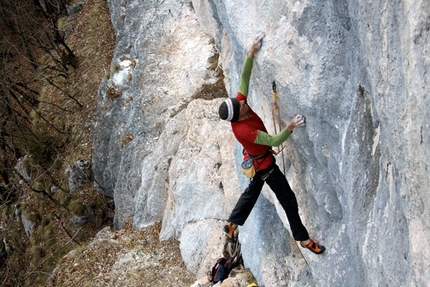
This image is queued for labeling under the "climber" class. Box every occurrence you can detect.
[218,33,325,254]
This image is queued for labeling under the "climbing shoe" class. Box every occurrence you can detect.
[223,222,237,242]
[300,239,326,254]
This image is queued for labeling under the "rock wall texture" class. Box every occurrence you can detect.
[92,0,429,286]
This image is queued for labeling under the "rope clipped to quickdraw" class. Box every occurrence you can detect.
[271,80,287,176]
[271,80,313,279]
[271,81,286,163]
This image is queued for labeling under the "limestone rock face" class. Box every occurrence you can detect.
[65,160,91,192]
[93,0,430,286]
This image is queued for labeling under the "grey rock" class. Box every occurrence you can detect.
[92,0,430,286]
[50,186,60,194]
[67,2,84,16]
[72,206,95,226]
[65,160,91,192]
[21,212,36,238]
[14,155,31,181]
[0,239,6,259]
[14,204,36,238]
[94,226,112,241]
[2,238,12,256]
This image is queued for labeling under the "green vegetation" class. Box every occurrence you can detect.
[0,0,116,286]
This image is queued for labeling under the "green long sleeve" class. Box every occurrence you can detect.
[254,129,291,147]
[238,56,254,96]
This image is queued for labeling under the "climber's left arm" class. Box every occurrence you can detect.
[254,114,306,146]
[238,33,265,97]
[254,129,291,147]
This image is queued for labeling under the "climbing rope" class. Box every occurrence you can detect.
[271,80,313,277]
[271,80,286,160]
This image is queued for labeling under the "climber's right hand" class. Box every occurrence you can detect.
[293,114,306,128]
[286,114,306,132]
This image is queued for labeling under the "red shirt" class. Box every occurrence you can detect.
[231,93,274,170]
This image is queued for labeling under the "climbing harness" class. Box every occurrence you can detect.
[271,80,314,282]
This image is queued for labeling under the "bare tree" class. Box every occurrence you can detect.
[0,0,78,206]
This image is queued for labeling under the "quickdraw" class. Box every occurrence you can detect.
[271,80,313,280]
[271,80,286,161]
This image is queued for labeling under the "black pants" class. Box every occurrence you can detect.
[228,163,310,241]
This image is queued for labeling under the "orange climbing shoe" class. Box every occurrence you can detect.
[223,222,237,242]
[300,239,326,254]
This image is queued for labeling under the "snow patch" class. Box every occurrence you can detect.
[112,59,135,86]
